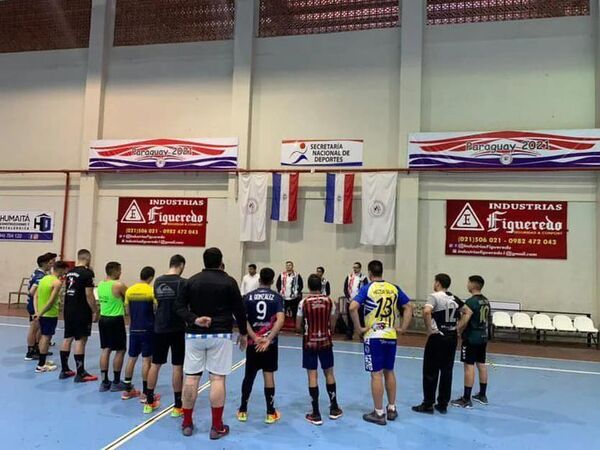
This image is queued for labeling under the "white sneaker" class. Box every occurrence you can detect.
[35,363,57,373]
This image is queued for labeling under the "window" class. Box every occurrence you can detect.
[259,0,400,37]
[114,0,235,46]
[427,0,590,25]
[0,0,91,53]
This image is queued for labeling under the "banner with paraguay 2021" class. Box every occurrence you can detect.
[89,138,238,170]
[281,139,363,166]
[117,197,207,247]
[446,200,567,259]
[408,129,600,168]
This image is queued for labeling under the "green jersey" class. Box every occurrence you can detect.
[38,275,60,318]
[98,280,124,317]
[464,294,490,345]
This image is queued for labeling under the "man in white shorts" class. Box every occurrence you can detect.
[175,248,248,440]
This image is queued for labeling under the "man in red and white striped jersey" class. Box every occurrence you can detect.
[296,274,343,426]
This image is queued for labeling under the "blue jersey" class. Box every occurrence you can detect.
[243,287,284,345]
[27,268,46,307]
[354,281,410,340]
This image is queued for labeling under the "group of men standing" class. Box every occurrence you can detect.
[23,247,490,442]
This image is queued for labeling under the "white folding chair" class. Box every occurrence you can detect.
[532,314,555,331]
[574,316,598,333]
[512,312,534,330]
[552,315,576,332]
[574,316,599,348]
[492,311,513,328]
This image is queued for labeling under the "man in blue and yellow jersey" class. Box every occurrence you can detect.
[121,266,156,401]
[349,260,413,426]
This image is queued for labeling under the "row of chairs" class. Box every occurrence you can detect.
[493,311,599,347]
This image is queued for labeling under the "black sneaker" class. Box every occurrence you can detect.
[386,407,398,421]
[24,351,35,361]
[362,410,386,426]
[99,381,112,392]
[450,397,473,409]
[59,370,76,380]
[472,394,488,405]
[74,372,99,383]
[329,406,343,420]
[411,403,434,414]
[110,381,128,392]
[209,424,229,440]
[434,404,448,414]
[305,413,323,426]
[182,423,194,437]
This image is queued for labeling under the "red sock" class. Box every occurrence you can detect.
[211,406,224,430]
[182,408,193,427]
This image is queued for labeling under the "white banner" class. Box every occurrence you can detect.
[281,139,363,167]
[0,210,54,241]
[408,129,600,168]
[239,174,268,242]
[89,137,238,170]
[360,173,397,246]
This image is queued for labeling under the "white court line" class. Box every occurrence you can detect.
[2,320,599,374]
[2,315,599,365]
[279,345,600,376]
[102,359,246,450]
[0,322,99,334]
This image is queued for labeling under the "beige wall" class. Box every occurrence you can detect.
[0,12,598,318]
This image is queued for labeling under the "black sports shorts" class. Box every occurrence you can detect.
[98,316,126,351]
[152,331,185,365]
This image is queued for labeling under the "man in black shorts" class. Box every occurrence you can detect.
[144,254,187,416]
[237,268,285,424]
[60,249,98,382]
[452,275,490,408]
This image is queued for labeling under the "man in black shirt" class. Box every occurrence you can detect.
[59,249,99,382]
[175,248,248,440]
[143,254,187,415]
[413,273,462,414]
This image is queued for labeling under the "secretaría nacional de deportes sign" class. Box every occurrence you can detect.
[281,139,363,167]
[0,210,54,241]
[117,197,207,247]
[89,138,238,170]
[446,200,567,259]
[408,129,600,168]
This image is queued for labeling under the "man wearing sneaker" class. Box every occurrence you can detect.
[144,255,187,416]
[175,247,248,440]
[97,262,128,393]
[25,252,57,361]
[121,267,156,401]
[237,267,285,425]
[33,261,68,373]
[296,274,343,426]
[452,275,490,409]
[349,260,412,426]
[412,274,462,415]
[60,249,98,382]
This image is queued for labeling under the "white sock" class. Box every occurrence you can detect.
[387,404,396,411]
[375,408,384,416]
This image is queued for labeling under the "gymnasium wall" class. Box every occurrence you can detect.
[0,14,598,318]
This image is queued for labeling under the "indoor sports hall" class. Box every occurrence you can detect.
[1,1,600,449]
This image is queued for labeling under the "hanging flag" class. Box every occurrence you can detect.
[360,172,397,246]
[239,173,268,242]
[271,173,299,222]
[324,173,354,224]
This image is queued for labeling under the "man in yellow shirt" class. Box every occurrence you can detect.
[34,261,69,373]
[121,267,157,401]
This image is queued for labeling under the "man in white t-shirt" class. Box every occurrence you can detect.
[343,262,368,340]
[240,264,260,296]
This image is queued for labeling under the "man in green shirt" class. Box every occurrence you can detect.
[98,261,128,392]
[34,261,69,373]
[452,275,490,408]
